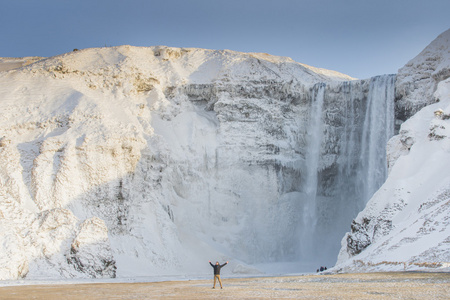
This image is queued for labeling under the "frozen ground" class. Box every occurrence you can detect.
[0,272,448,299]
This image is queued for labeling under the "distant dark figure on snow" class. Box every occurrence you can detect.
[320,266,324,272]
[209,261,228,289]
[317,269,319,273]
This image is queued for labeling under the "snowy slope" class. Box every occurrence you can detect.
[0,47,355,280]
[336,30,450,272]
[395,29,450,126]
[0,57,43,72]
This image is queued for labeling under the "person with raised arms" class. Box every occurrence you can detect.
[209,260,228,289]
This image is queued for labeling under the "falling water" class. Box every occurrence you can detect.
[300,82,326,260]
[360,75,396,203]
[304,83,326,216]
[298,75,396,267]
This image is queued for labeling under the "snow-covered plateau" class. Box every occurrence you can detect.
[0,29,449,281]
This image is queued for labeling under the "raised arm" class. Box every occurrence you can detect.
[209,261,214,267]
[221,261,228,268]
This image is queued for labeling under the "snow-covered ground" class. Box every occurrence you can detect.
[0,57,43,72]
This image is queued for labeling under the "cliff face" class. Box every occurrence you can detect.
[395,29,450,129]
[0,41,411,279]
[0,47,362,279]
[336,30,450,272]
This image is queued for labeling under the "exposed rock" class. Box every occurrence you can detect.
[67,217,116,278]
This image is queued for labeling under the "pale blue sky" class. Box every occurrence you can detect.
[1,0,449,78]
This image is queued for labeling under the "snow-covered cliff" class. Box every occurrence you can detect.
[336,29,450,272]
[1,29,448,280]
[395,29,450,128]
[0,45,390,279]
[0,47,364,279]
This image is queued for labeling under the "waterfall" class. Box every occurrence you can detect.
[360,75,396,204]
[298,75,396,267]
[304,83,326,221]
[300,83,326,260]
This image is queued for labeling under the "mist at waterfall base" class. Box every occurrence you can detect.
[287,75,396,271]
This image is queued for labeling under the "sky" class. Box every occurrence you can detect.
[1,0,449,79]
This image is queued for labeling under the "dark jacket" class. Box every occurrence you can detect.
[210,262,227,275]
